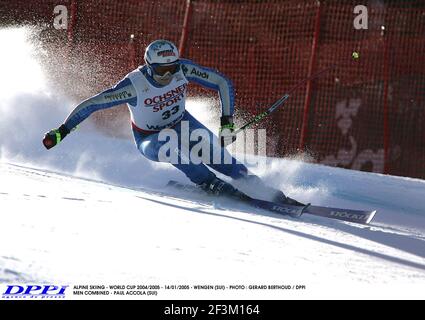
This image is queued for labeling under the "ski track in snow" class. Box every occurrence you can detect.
[1,161,424,295]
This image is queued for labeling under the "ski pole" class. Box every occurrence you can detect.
[233,64,335,136]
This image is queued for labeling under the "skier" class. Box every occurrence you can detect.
[43,39,301,205]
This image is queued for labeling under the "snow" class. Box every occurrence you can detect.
[0,27,424,299]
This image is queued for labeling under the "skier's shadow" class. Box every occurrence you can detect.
[305,213,425,259]
[137,195,425,272]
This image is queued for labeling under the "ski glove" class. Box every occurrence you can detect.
[42,124,70,150]
[219,115,236,147]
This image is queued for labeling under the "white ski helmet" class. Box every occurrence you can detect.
[144,39,179,65]
[144,39,180,84]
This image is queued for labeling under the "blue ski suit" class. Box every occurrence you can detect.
[63,60,249,185]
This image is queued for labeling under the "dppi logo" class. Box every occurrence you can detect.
[2,285,68,299]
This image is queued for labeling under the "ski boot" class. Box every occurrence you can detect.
[236,174,305,206]
[199,176,251,201]
[273,191,305,207]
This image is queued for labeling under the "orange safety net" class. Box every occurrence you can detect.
[1,0,423,179]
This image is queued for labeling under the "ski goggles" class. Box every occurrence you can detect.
[150,61,180,76]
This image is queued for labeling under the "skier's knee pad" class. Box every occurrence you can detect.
[138,140,161,162]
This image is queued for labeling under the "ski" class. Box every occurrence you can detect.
[167,180,308,218]
[304,205,376,225]
[166,180,376,225]
[166,180,306,216]
[246,197,309,218]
